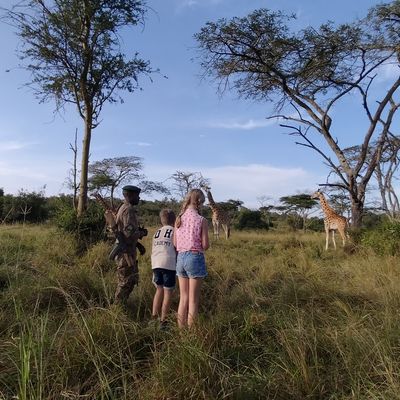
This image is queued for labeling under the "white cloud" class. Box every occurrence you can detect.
[202,164,320,207]
[175,0,198,11]
[376,62,399,83]
[0,140,36,151]
[145,162,323,208]
[175,0,224,12]
[126,141,152,147]
[208,118,279,130]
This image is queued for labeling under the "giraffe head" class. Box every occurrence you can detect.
[311,189,323,200]
[200,183,211,192]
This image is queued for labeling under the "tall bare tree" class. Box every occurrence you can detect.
[169,171,209,200]
[195,3,400,227]
[342,136,400,220]
[374,136,400,219]
[65,128,80,210]
[3,0,155,216]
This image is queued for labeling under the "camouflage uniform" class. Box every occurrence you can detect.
[114,201,140,304]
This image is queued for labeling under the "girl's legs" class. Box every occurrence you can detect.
[161,288,173,321]
[188,278,203,327]
[177,277,189,328]
[152,286,164,318]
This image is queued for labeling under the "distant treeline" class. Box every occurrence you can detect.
[0,188,385,232]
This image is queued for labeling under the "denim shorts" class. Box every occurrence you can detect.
[176,251,207,279]
[152,268,176,289]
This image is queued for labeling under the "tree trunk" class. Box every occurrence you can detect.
[77,115,92,217]
[350,198,364,228]
[71,128,78,210]
[110,185,115,209]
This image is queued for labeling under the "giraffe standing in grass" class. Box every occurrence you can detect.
[311,190,348,250]
[201,185,231,239]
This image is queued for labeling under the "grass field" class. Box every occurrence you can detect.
[1,224,400,399]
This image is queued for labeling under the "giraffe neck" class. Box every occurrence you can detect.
[319,195,335,216]
[206,190,219,212]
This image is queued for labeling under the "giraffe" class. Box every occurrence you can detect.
[311,190,348,250]
[201,185,231,239]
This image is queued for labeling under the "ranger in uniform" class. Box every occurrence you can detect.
[114,185,147,305]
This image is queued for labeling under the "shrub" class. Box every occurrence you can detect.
[1,189,49,223]
[53,200,105,248]
[361,222,400,255]
[234,210,269,230]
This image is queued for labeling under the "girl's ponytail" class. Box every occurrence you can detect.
[175,189,205,228]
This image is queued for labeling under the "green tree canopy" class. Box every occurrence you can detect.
[279,193,318,230]
[3,0,155,216]
[88,156,169,207]
[195,3,400,227]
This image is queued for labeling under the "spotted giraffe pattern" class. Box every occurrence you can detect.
[202,185,231,239]
[311,190,348,250]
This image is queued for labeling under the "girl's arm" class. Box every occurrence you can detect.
[173,226,177,248]
[201,218,209,250]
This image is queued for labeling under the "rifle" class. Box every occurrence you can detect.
[93,193,146,259]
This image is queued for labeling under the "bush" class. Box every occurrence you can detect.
[1,189,49,223]
[53,200,105,248]
[306,217,325,232]
[361,222,400,255]
[234,210,269,230]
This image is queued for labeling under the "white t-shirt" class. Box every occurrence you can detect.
[151,225,176,270]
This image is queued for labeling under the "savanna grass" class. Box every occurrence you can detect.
[1,225,400,399]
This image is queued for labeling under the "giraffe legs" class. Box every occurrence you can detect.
[338,228,346,247]
[222,224,230,239]
[331,230,337,250]
[213,220,220,239]
[325,229,346,250]
[325,226,330,250]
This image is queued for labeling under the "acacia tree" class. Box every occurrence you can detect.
[341,136,400,220]
[88,156,169,207]
[279,194,318,230]
[169,171,209,199]
[375,136,400,219]
[195,3,400,227]
[3,0,154,216]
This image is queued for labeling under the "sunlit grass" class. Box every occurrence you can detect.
[1,225,400,399]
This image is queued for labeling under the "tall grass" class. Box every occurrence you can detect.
[1,225,400,399]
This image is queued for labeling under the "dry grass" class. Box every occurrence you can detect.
[1,225,400,399]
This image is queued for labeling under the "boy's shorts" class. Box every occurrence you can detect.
[152,268,176,290]
[176,251,207,279]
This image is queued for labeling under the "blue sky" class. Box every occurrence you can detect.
[0,0,394,208]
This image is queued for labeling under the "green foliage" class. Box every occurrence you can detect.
[53,200,105,248]
[234,209,269,230]
[4,1,152,121]
[88,156,145,201]
[286,213,303,230]
[195,4,400,228]
[279,194,317,210]
[1,189,49,223]
[306,216,325,231]
[361,221,400,255]
[139,199,180,227]
[0,188,3,220]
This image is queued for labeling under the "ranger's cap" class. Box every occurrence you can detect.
[122,185,141,193]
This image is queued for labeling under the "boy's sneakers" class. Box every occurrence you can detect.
[148,316,172,331]
[160,320,170,331]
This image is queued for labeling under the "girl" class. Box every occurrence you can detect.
[173,189,209,328]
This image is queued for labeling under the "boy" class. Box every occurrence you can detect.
[151,209,177,328]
